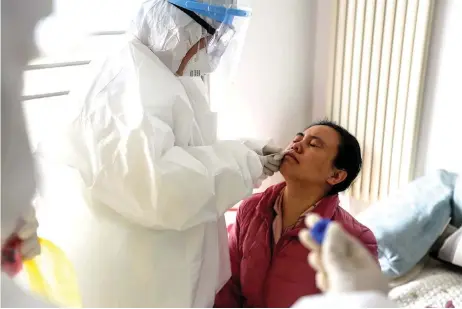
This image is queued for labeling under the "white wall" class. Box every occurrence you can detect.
[415,0,462,176]
[213,0,317,149]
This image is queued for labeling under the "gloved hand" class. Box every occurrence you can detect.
[241,140,284,177]
[261,144,283,156]
[260,153,284,177]
[298,214,388,294]
[260,144,284,177]
[241,139,282,156]
[15,207,41,260]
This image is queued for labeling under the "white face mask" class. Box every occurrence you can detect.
[171,20,208,76]
[182,23,236,76]
[182,47,214,77]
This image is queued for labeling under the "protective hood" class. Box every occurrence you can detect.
[130,0,251,76]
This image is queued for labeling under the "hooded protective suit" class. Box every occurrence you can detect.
[36,0,270,307]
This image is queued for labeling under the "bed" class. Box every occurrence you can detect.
[389,258,462,308]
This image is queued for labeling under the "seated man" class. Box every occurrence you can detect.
[214,120,378,308]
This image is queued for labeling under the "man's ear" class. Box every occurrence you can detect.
[327,169,347,186]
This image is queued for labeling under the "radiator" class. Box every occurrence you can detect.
[325,0,435,202]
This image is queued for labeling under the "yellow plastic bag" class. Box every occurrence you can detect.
[23,238,82,308]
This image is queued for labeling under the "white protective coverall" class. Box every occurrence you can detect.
[1,0,53,307]
[35,0,276,307]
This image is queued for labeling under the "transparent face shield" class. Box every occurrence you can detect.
[167,0,252,77]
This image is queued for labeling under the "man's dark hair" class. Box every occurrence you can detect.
[308,119,362,196]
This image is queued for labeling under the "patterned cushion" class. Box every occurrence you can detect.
[389,258,462,308]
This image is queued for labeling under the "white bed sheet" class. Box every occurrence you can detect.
[389,258,462,307]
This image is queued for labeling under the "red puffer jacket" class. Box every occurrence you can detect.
[215,183,378,308]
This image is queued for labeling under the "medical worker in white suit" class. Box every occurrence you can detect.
[36,0,282,307]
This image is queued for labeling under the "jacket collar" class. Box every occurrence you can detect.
[256,182,339,237]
